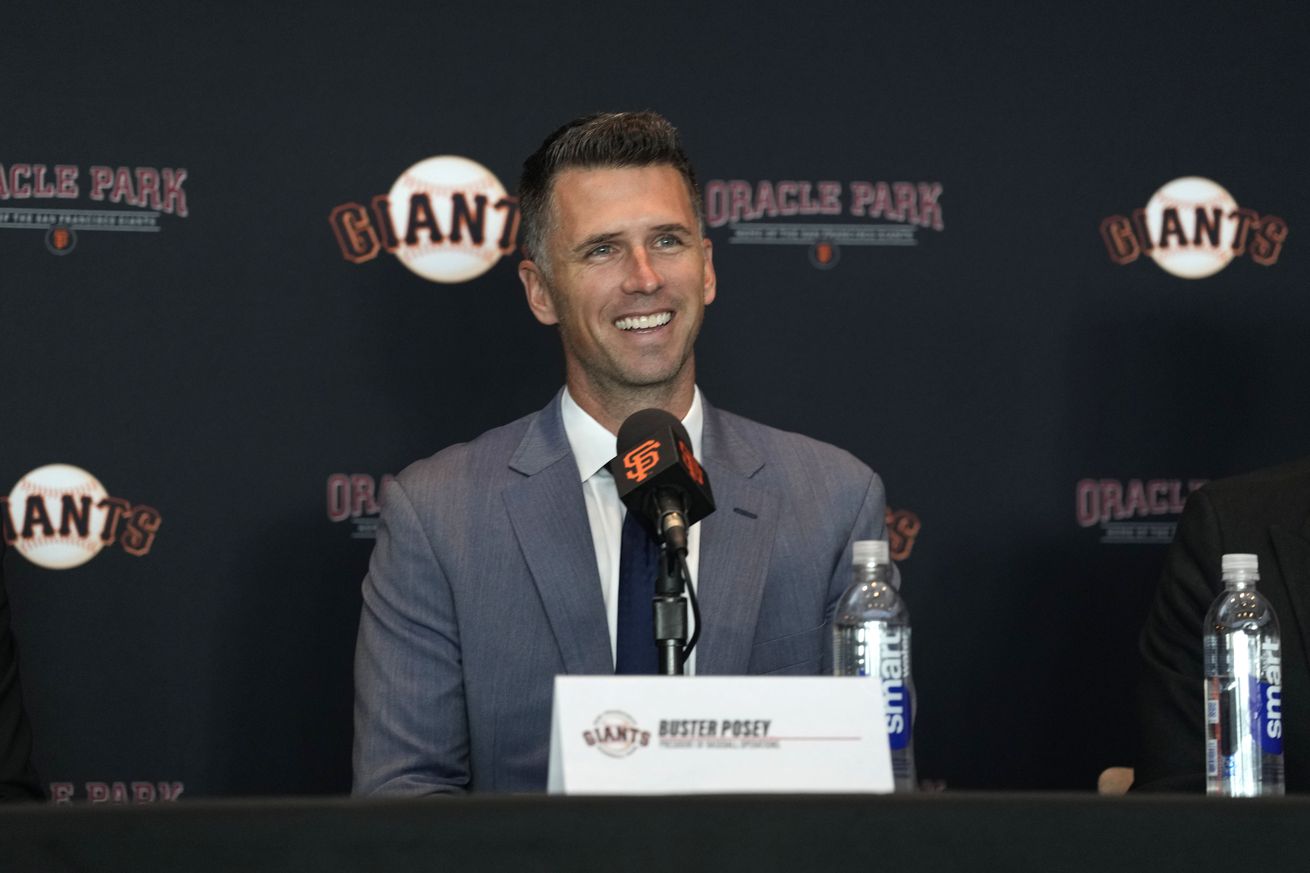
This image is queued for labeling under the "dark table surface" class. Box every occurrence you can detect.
[1,792,1305,873]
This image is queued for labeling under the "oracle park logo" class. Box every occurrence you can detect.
[2,465,162,570]
[582,710,651,758]
[329,156,520,283]
[1075,477,1207,545]
[0,162,188,255]
[1101,177,1287,279]
[49,780,184,804]
[703,178,944,269]
[326,473,395,540]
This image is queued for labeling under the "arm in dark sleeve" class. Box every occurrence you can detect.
[0,552,42,802]
[1134,489,1224,792]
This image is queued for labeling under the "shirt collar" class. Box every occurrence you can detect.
[561,387,705,483]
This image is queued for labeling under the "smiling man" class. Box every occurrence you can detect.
[519,161,713,432]
[353,111,895,795]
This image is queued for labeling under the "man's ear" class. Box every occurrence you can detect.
[519,260,559,325]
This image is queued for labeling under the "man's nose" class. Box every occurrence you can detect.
[621,248,662,293]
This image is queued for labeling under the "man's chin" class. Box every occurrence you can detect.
[588,367,691,401]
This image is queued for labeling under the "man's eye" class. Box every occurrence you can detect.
[654,235,682,248]
[588,244,613,257]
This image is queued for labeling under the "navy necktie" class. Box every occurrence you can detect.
[614,510,660,674]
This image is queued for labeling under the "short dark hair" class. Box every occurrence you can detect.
[517,111,704,263]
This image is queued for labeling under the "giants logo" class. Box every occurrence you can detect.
[2,464,162,570]
[1101,177,1287,279]
[884,507,920,561]
[46,223,75,255]
[623,440,662,483]
[582,710,651,758]
[677,439,704,486]
[329,155,520,284]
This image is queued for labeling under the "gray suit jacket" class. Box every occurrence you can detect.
[353,393,890,795]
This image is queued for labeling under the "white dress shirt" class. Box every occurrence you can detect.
[560,387,703,673]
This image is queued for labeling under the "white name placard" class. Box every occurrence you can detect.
[547,676,891,795]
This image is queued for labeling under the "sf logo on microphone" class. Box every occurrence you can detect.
[677,440,704,486]
[623,440,662,483]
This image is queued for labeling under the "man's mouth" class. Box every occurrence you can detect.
[614,311,673,331]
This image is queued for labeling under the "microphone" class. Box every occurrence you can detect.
[608,408,715,554]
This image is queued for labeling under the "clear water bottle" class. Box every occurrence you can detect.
[1204,553,1284,796]
[833,539,916,792]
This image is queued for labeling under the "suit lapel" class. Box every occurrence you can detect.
[1270,517,1310,682]
[695,403,778,674]
[503,396,613,675]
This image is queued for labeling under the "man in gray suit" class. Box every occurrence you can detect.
[353,111,894,795]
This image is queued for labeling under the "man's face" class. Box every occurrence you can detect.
[520,165,716,412]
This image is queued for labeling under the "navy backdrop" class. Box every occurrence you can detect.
[2,2,1307,799]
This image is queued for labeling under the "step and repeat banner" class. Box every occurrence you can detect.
[2,5,1307,799]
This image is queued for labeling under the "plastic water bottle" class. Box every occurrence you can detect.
[1204,553,1284,796]
[833,539,916,792]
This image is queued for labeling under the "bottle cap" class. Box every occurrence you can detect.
[1221,553,1259,575]
[853,539,890,565]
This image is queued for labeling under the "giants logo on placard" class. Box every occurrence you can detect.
[326,473,395,540]
[2,465,162,570]
[1101,177,1287,278]
[0,163,188,255]
[1075,478,1207,544]
[704,177,944,269]
[582,710,651,758]
[329,156,519,284]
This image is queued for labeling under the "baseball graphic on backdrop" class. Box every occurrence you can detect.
[387,155,511,283]
[7,464,111,570]
[1145,176,1239,280]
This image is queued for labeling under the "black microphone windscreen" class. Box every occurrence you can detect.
[610,407,715,530]
[616,408,683,455]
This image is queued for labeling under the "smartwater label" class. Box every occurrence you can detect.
[885,682,912,750]
[1258,680,1283,755]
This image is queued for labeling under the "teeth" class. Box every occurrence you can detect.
[615,311,673,331]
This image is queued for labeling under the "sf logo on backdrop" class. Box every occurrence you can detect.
[2,464,162,570]
[330,156,520,284]
[1101,177,1287,278]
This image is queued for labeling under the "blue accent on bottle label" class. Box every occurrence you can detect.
[884,682,912,750]
[1258,680,1283,755]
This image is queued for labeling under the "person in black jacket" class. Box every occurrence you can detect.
[0,544,41,801]
[1136,457,1310,792]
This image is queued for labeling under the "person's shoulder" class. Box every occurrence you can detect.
[392,409,539,494]
[1194,455,1310,527]
[709,406,875,483]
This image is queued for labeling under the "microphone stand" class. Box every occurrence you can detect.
[653,544,688,675]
